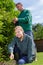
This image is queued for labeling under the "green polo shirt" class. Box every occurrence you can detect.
[17,9,32,32]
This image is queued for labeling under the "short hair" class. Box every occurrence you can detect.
[14,26,24,33]
[16,2,23,6]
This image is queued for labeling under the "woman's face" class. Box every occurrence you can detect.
[15,29,23,38]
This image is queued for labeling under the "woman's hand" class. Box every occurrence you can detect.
[10,53,14,60]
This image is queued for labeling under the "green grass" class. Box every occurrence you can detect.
[1,52,43,65]
[25,52,43,65]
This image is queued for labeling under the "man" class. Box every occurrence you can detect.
[13,2,32,36]
[8,26,36,65]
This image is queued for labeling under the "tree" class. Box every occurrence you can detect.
[33,23,43,40]
[0,0,19,61]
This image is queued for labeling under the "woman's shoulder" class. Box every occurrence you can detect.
[24,33,32,40]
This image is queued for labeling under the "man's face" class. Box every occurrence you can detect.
[15,29,23,38]
[16,4,22,11]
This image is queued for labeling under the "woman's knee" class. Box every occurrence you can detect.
[18,59,26,64]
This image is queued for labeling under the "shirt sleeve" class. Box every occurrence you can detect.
[8,37,16,54]
[18,10,32,24]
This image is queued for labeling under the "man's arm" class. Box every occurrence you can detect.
[18,10,32,23]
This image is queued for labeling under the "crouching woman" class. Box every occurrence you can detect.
[8,26,36,65]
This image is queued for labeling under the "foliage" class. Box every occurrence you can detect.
[33,23,43,40]
[0,0,19,61]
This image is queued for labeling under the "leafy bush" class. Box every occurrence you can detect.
[33,24,43,40]
[0,0,19,61]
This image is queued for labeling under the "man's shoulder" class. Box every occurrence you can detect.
[24,9,30,13]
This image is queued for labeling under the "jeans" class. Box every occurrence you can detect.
[25,30,33,37]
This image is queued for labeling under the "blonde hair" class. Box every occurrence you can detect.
[14,26,24,33]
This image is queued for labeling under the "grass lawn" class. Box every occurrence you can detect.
[0,52,43,65]
[25,52,43,65]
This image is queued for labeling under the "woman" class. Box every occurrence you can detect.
[8,26,36,65]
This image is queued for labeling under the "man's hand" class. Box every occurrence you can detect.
[13,17,18,24]
[10,53,14,60]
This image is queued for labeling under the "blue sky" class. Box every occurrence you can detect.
[14,0,43,24]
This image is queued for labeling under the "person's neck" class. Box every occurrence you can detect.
[20,8,24,12]
[20,35,24,41]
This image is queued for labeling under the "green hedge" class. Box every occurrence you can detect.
[0,0,19,61]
